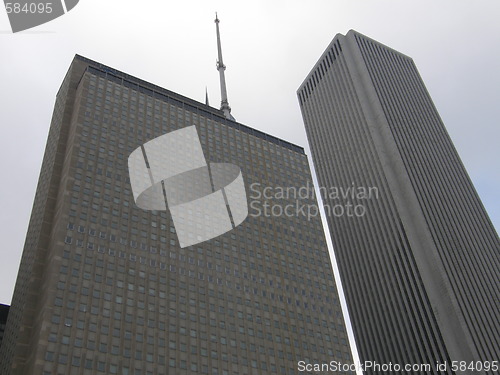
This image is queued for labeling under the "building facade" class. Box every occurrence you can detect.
[0,55,354,375]
[298,30,500,374]
[0,304,9,349]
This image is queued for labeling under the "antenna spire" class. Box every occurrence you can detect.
[215,13,235,121]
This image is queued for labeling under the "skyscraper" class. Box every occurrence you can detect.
[0,53,354,374]
[298,30,500,374]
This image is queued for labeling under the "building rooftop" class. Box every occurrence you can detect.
[74,55,305,155]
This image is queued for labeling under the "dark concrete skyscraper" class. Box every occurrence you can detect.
[298,30,500,374]
[0,55,354,375]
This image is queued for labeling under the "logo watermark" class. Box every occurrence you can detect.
[128,125,248,248]
[297,360,499,373]
[3,1,79,33]
[249,181,378,220]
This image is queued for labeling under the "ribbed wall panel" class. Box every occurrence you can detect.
[354,34,500,365]
[298,30,499,375]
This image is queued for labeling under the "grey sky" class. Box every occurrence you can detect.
[1,0,499,369]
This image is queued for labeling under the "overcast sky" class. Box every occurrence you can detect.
[1,0,499,367]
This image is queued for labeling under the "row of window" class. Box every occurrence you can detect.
[59,243,338,317]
